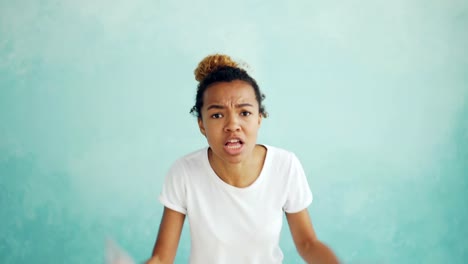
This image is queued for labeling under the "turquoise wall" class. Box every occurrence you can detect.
[1,0,467,263]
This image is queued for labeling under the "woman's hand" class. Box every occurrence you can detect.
[105,239,135,264]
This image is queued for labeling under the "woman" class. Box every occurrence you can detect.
[147,54,339,264]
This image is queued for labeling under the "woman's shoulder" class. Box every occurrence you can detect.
[165,147,208,177]
[180,147,208,160]
[262,144,297,160]
[169,146,208,169]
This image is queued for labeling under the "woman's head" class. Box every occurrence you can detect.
[192,54,267,164]
[190,54,268,119]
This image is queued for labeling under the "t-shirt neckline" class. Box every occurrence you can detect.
[203,144,270,192]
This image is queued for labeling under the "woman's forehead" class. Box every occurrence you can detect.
[203,80,257,103]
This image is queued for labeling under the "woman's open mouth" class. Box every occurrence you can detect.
[224,138,244,154]
[225,138,243,148]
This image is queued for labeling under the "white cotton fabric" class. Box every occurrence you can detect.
[159,145,313,264]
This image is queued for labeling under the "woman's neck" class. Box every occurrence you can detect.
[209,145,266,188]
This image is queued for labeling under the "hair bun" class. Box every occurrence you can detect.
[194,54,239,82]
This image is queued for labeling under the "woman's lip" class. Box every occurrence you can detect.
[225,137,243,144]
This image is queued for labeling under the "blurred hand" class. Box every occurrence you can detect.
[105,239,135,264]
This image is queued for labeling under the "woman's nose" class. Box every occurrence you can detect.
[224,114,241,132]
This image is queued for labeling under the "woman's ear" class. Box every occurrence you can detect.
[198,118,206,136]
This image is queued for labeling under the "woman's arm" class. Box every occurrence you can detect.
[286,209,340,264]
[146,207,186,264]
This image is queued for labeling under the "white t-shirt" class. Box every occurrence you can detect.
[159,145,313,264]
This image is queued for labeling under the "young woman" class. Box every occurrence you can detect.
[146,54,339,264]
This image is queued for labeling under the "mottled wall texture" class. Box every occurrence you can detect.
[1,0,467,263]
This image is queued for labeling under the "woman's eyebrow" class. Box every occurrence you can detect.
[207,104,224,110]
[236,103,254,108]
[207,103,254,110]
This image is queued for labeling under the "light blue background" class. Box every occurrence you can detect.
[1,0,467,263]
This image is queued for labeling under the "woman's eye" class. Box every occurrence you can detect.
[211,113,223,119]
[241,111,252,116]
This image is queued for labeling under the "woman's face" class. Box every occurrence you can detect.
[198,80,262,165]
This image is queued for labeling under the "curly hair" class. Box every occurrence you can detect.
[190,54,268,119]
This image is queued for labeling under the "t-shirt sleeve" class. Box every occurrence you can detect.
[159,160,187,215]
[283,153,313,213]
